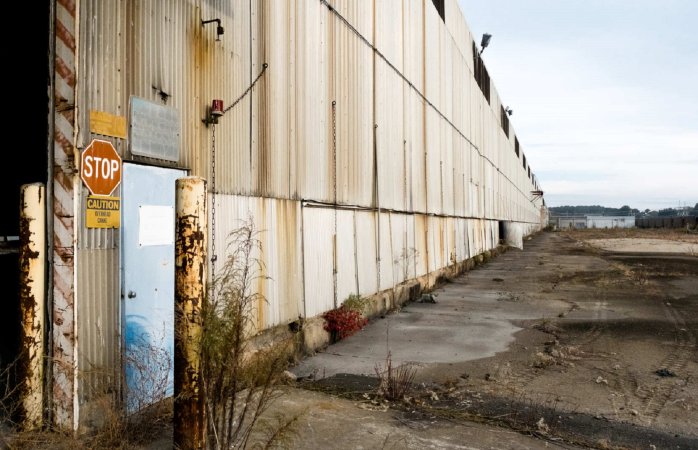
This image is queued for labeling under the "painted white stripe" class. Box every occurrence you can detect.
[55,39,75,75]
[53,219,73,250]
[55,76,73,105]
[56,3,75,44]
[55,115,74,149]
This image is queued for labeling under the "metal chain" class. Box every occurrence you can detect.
[331,101,338,308]
[223,63,268,115]
[208,62,268,292]
[210,123,217,291]
[331,101,337,205]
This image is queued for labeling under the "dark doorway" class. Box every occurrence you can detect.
[0,0,51,411]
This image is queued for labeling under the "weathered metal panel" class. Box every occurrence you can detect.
[388,213,409,285]
[441,122,454,216]
[424,4,441,111]
[426,108,442,215]
[378,212,394,291]
[209,194,303,328]
[440,24,454,125]
[414,214,429,277]
[295,0,331,202]
[407,91,427,213]
[376,0,403,66]
[455,218,468,261]
[302,207,335,317]
[329,4,374,207]
[403,0,424,90]
[76,249,119,408]
[355,210,378,297]
[446,217,457,266]
[336,209,358,303]
[405,214,417,281]
[259,199,303,325]
[376,61,406,211]
[444,0,472,71]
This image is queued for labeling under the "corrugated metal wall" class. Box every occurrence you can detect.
[72,0,546,421]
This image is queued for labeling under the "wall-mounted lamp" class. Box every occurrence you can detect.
[203,99,224,127]
[202,18,224,41]
[505,106,513,116]
[480,33,492,54]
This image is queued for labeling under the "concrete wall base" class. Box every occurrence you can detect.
[251,242,520,361]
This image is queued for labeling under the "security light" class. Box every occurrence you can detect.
[480,33,492,53]
[202,18,224,41]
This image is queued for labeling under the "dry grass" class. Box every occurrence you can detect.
[560,227,698,244]
[374,352,417,401]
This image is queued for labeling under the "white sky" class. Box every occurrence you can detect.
[458,0,698,210]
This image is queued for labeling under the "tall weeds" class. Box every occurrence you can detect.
[202,218,286,449]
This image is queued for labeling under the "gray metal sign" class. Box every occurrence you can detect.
[129,96,180,162]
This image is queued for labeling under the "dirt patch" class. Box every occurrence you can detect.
[561,227,698,244]
[294,231,698,447]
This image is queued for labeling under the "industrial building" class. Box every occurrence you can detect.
[1,0,546,430]
[553,215,636,229]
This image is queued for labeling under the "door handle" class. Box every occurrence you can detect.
[128,291,137,299]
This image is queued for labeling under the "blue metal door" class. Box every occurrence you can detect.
[121,163,185,412]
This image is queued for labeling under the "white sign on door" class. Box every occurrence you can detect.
[138,205,174,247]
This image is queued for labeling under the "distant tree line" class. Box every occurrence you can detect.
[549,204,698,217]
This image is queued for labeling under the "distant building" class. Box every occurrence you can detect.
[552,215,635,229]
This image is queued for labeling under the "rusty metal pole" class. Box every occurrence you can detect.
[18,183,46,430]
[174,177,207,449]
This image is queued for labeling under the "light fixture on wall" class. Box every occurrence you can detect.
[203,99,224,127]
[505,106,513,116]
[480,33,492,54]
[202,18,224,41]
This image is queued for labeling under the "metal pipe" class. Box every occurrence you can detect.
[19,183,47,430]
[174,177,207,450]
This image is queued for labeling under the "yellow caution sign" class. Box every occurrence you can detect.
[89,110,127,139]
[86,195,120,229]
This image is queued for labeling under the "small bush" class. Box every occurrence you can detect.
[322,295,369,343]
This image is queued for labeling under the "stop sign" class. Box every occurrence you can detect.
[80,139,122,196]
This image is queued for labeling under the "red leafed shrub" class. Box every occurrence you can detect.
[323,306,368,342]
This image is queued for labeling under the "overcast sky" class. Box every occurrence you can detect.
[458,0,698,211]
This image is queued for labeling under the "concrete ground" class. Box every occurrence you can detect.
[287,231,698,449]
[5,230,697,449]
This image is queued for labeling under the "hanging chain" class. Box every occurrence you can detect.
[210,123,217,291]
[207,62,268,294]
[331,101,337,205]
[331,101,338,308]
[223,63,268,115]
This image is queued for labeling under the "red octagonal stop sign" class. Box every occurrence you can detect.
[80,139,122,196]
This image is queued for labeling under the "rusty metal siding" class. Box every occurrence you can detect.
[295,1,331,203]
[76,249,119,407]
[336,209,358,302]
[378,212,393,291]
[302,206,335,317]
[407,91,427,213]
[376,60,406,211]
[78,0,255,193]
[332,31,374,207]
[388,213,409,285]
[355,210,378,297]
[208,194,303,329]
[414,214,429,277]
[74,0,542,222]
